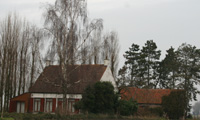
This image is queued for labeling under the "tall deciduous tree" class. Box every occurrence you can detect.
[43,0,103,113]
[102,31,120,78]
[0,14,43,113]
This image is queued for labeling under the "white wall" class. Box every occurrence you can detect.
[100,67,118,92]
[31,93,82,99]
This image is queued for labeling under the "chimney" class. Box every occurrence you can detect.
[104,57,109,66]
[46,60,52,66]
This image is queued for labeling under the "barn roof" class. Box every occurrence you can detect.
[121,87,174,104]
[29,65,107,94]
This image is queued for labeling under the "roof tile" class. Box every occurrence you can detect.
[121,87,174,104]
[29,65,107,94]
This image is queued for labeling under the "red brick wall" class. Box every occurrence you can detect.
[29,98,33,113]
[52,98,56,112]
[40,98,44,112]
[9,101,16,113]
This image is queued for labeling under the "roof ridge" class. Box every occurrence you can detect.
[47,64,105,67]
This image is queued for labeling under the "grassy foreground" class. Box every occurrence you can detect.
[1,113,168,120]
[0,118,14,120]
[3,113,198,120]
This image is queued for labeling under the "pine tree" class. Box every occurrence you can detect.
[140,40,161,88]
[176,43,200,113]
[123,43,142,87]
[159,47,179,89]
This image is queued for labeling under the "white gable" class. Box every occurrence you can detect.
[100,67,118,92]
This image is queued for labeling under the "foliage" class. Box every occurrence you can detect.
[74,81,116,114]
[118,99,138,116]
[162,90,187,119]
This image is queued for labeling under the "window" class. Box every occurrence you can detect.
[34,99,41,112]
[17,102,25,113]
[58,98,63,108]
[45,98,53,112]
[68,99,75,113]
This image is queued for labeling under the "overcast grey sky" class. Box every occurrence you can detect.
[1,0,200,103]
[1,0,200,65]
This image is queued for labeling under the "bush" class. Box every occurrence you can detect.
[74,81,117,114]
[118,99,138,116]
[162,90,186,119]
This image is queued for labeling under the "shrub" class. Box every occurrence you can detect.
[118,99,138,116]
[74,81,117,114]
[162,90,186,119]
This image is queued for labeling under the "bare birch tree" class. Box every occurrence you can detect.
[29,26,44,88]
[102,31,120,78]
[43,0,103,113]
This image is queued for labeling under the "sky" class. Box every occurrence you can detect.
[1,0,200,104]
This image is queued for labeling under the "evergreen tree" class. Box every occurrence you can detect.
[176,43,200,113]
[140,40,161,88]
[159,47,179,89]
[123,43,141,86]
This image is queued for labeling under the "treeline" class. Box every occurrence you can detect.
[0,14,44,112]
[118,40,200,112]
[0,0,120,112]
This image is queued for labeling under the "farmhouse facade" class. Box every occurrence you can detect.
[9,63,117,113]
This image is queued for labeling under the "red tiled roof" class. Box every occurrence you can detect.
[121,87,174,104]
[29,65,107,94]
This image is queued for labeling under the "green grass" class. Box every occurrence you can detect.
[0,118,14,120]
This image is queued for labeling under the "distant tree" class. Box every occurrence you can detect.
[140,40,161,88]
[162,90,187,119]
[74,82,117,114]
